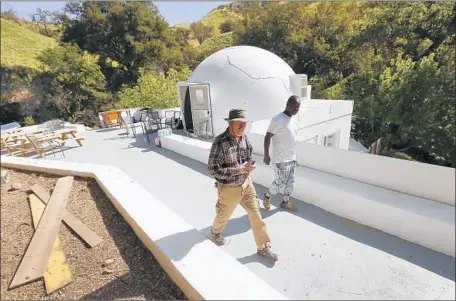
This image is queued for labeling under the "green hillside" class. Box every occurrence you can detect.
[197,32,236,59]
[1,18,58,70]
[174,22,191,30]
[181,3,242,51]
[199,5,243,35]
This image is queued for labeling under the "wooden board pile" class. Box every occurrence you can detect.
[8,176,103,295]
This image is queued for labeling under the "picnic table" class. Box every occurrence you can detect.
[1,129,84,157]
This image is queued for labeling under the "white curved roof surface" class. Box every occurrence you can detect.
[58,129,455,300]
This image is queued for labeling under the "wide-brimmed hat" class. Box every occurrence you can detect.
[224,109,248,122]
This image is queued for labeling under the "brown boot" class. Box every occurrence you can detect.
[257,246,278,261]
[280,200,297,211]
[211,230,226,246]
[263,192,271,210]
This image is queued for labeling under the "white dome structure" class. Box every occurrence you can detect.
[187,46,296,136]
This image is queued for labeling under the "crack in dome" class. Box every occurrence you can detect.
[227,55,292,94]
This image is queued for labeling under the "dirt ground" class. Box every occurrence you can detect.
[0,168,187,300]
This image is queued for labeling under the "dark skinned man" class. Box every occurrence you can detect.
[263,95,301,211]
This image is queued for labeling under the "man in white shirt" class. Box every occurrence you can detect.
[262,95,301,211]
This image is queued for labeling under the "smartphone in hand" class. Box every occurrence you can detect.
[242,160,255,167]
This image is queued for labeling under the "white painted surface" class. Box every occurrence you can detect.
[246,122,454,206]
[25,128,455,300]
[293,142,456,206]
[289,74,308,98]
[296,99,353,130]
[120,107,141,121]
[0,124,43,135]
[64,123,86,133]
[154,107,181,119]
[1,155,288,301]
[295,100,353,150]
[188,46,296,136]
[249,100,353,151]
[249,114,352,152]
[161,134,455,257]
[1,122,86,135]
[349,138,368,153]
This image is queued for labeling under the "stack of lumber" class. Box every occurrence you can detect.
[8,176,103,295]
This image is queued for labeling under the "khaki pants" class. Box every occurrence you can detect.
[212,177,271,249]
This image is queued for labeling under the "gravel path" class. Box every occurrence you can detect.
[1,168,187,300]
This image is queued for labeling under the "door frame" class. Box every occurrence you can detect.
[177,81,214,136]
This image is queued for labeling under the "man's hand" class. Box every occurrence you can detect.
[263,155,271,165]
[240,162,256,174]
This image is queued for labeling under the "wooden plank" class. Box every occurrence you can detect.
[9,176,73,289]
[29,194,73,294]
[31,184,102,248]
[1,169,8,184]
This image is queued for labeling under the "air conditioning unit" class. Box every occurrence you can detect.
[291,74,307,87]
[301,85,312,99]
[289,74,311,99]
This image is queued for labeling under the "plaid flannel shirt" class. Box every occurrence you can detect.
[208,129,253,185]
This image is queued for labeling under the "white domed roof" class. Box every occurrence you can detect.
[189,46,295,136]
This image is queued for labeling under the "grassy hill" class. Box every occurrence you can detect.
[199,5,243,36]
[197,32,236,58]
[174,22,191,30]
[180,3,242,51]
[174,22,201,47]
[1,18,58,70]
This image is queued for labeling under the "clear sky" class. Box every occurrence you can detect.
[1,1,231,26]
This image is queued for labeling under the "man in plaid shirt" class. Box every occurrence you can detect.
[208,109,278,261]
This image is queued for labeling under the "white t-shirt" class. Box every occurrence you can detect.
[267,112,298,164]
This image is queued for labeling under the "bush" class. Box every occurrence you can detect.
[38,43,109,126]
[0,102,22,125]
[219,21,232,33]
[24,116,35,126]
[383,151,414,161]
[112,68,192,110]
[196,32,236,64]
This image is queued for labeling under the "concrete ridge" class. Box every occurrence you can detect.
[160,134,455,258]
